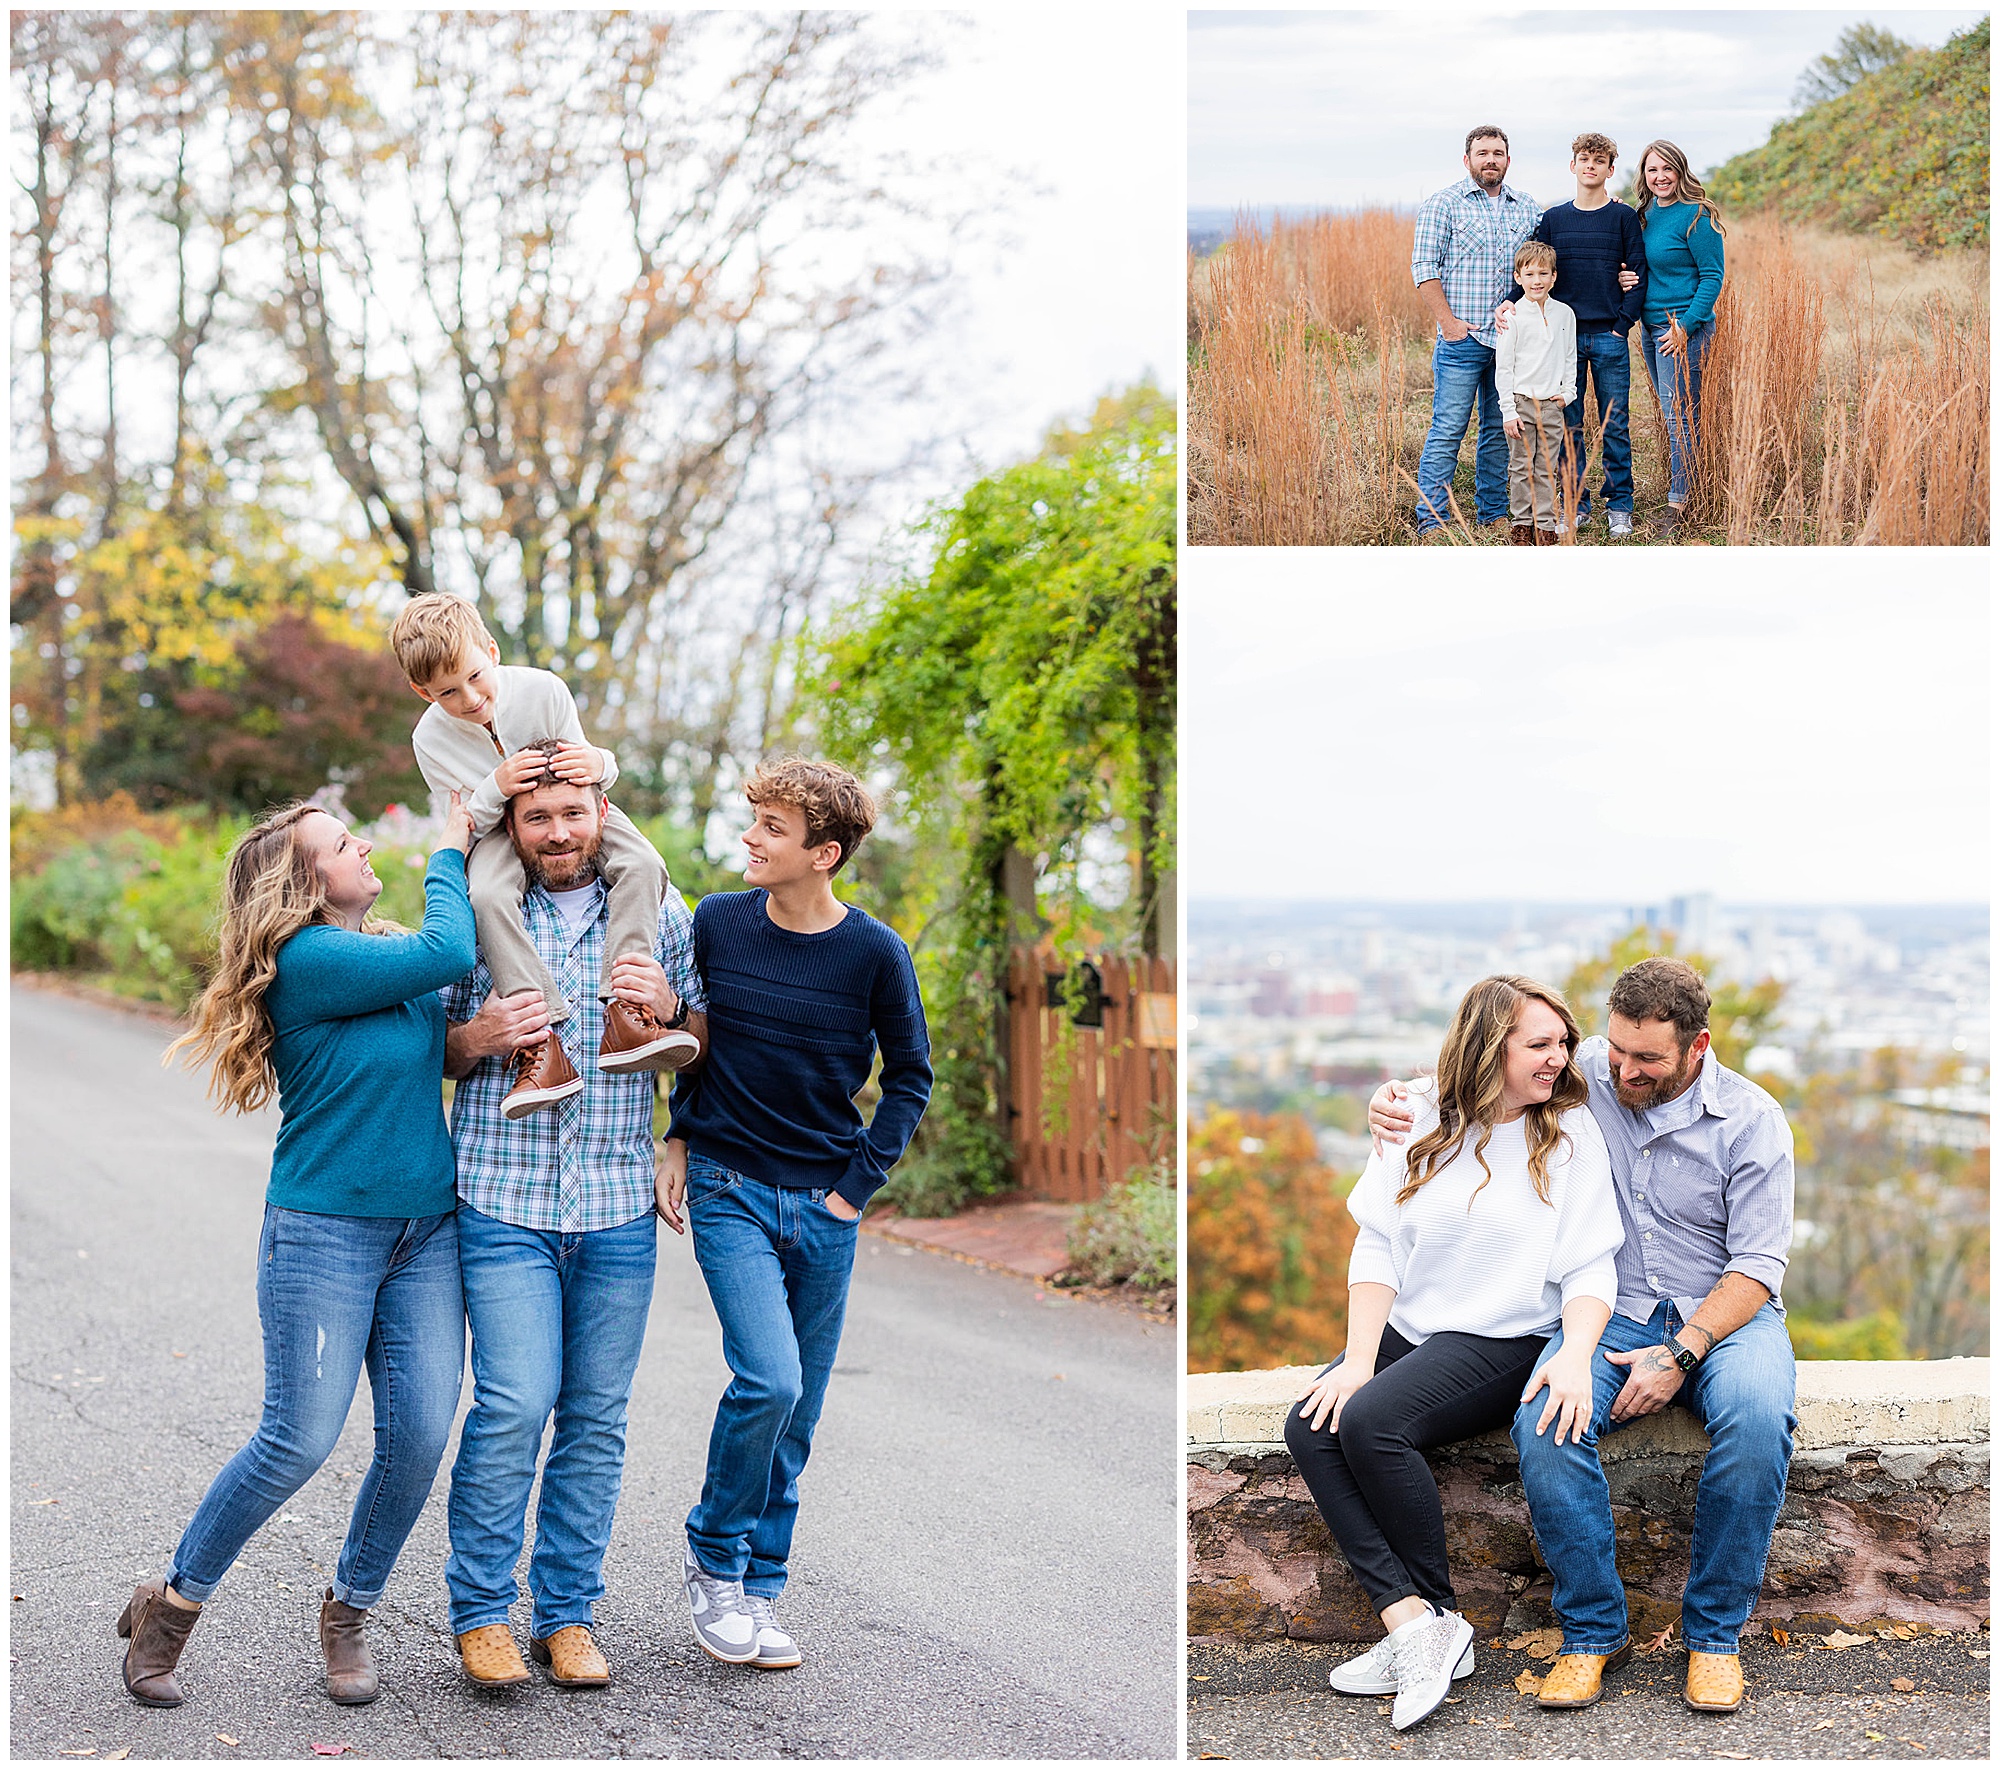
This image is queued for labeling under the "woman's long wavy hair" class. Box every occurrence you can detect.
[1634,138,1728,241]
[164,802,382,1114]
[1399,975,1588,1209]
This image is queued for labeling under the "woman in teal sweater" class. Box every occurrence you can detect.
[118,793,475,1712]
[1635,139,1727,533]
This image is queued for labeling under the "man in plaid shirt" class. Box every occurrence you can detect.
[437,770,706,1691]
[1410,125,1541,536]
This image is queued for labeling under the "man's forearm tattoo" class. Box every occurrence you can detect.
[1683,1323,1717,1355]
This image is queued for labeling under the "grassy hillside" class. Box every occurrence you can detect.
[1709,16,1989,252]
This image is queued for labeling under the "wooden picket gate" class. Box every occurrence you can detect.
[1004,947,1177,1202]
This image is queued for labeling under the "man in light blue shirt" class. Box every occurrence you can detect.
[1408,126,1541,534]
[1371,958,1796,1719]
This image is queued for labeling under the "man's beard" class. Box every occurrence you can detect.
[516,826,605,892]
[1613,1047,1700,1110]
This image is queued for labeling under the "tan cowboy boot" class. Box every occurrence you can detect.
[1536,1642,1632,1709]
[319,1589,380,1705]
[456,1623,531,1687]
[529,1624,611,1687]
[1686,1651,1744,1712]
[116,1580,202,1707]
[597,998,700,1074]
[502,1033,585,1121]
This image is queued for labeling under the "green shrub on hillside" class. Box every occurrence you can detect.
[1709,16,1989,251]
[1787,1307,1909,1360]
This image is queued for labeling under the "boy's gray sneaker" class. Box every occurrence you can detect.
[1391,1609,1477,1731]
[682,1541,759,1664]
[1328,1626,1475,1696]
[743,1594,803,1671]
[1609,509,1634,538]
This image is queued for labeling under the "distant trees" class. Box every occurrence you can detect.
[1189,1111,1356,1374]
[1794,22,1913,110]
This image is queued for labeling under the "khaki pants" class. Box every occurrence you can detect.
[468,803,668,1020]
[1507,395,1570,530]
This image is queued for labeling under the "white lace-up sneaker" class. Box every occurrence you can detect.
[1609,509,1635,538]
[1328,1625,1475,1696]
[682,1541,759,1664]
[743,1594,803,1671]
[1389,1609,1476,1731]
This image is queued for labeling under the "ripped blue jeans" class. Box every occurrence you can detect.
[167,1205,464,1608]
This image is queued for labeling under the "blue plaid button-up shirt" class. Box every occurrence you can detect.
[441,879,705,1233]
[1410,176,1542,347]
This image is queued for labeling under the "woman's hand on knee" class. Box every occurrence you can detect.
[1298,1362,1373,1435]
[1523,1348,1596,1446]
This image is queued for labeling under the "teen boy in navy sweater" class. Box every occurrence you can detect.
[1501,132,1648,536]
[657,757,931,1670]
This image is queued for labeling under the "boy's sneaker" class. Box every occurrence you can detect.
[1609,510,1634,538]
[682,1542,759,1664]
[503,1034,585,1120]
[1328,1627,1475,1696]
[597,998,701,1074]
[743,1595,803,1671]
[1390,1609,1477,1731]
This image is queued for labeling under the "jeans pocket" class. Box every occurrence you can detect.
[685,1158,741,1207]
[814,1190,860,1228]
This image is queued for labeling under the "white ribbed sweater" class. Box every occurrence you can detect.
[1347,1088,1621,1344]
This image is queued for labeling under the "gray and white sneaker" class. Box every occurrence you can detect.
[1390,1609,1477,1731]
[743,1594,803,1671]
[682,1541,759,1664]
[1608,509,1634,538]
[1328,1626,1475,1696]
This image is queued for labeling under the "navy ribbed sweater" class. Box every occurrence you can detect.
[1506,199,1648,335]
[671,890,933,1210]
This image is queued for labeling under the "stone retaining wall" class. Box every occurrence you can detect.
[1188,1358,1990,1642]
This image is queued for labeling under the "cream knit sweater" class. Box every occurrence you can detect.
[409,665,619,840]
[1347,1085,1622,1345]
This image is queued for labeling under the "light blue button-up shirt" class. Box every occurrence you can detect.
[1410,176,1542,347]
[1576,1035,1794,1323]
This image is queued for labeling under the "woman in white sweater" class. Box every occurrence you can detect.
[1283,975,1623,1733]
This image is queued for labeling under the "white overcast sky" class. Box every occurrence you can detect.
[1182,558,1990,904]
[1188,8,1989,212]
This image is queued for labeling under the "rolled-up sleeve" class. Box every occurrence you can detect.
[1721,1104,1794,1297]
[1410,193,1448,288]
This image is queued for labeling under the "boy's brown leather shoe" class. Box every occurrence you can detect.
[456,1624,531,1686]
[502,1034,585,1120]
[597,999,701,1075]
[529,1625,612,1687]
[1536,1642,1632,1708]
[1685,1651,1744,1711]
[1510,524,1537,546]
[117,1579,201,1708]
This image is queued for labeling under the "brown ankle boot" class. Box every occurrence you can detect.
[1510,524,1537,546]
[319,1589,380,1706]
[502,1032,584,1121]
[116,1579,201,1707]
[598,998,701,1075]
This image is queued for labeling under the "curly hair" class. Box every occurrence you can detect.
[744,756,876,875]
[1401,975,1588,1209]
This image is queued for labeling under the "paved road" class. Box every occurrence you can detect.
[10,987,1179,1760]
[1190,1631,1990,1761]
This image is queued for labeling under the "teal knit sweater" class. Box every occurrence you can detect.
[1641,201,1725,329]
[262,849,476,1218]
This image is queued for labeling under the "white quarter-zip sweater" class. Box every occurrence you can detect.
[1347,1084,1622,1344]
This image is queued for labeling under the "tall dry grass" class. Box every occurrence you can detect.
[1188,209,1990,546]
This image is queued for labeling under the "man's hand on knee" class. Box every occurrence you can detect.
[1604,1344,1685,1421]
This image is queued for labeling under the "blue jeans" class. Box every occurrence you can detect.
[1568,330,1635,515]
[684,1155,859,1598]
[1640,318,1715,506]
[1413,334,1510,530]
[168,1206,463,1608]
[1511,1299,1796,1656]
[444,1204,657,1637]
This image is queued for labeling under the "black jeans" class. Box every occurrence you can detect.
[1284,1325,1549,1615]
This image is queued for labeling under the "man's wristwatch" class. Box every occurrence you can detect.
[1666,1334,1701,1375]
[660,997,690,1031]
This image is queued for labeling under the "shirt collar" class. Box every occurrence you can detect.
[1455,176,1521,204]
[1644,1046,1723,1138]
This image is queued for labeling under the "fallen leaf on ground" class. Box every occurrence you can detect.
[1466,1715,1485,1725]
[1712,1753,1752,1761]
[1190,1674,1209,1681]
[215,1735,239,1747]
[1866,1733,1886,1742]
[103,1752,131,1762]
[1514,1669,1545,1695]
[1810,1718,1839,1731]
[309,1747,350,1759]
[1891,1677,1916,1692]
[1505,1627,1562,1660]
[1197,1755,1228,1762]
[1769,1626,1789,1645]
[29,1498,59,1506]
[1889,1624,1915,1639]
[1969,1650,1988,1661]
[1820,1630,1873,1650]
[1493,1717,1515,1730]
[1640,1624,1677,1654]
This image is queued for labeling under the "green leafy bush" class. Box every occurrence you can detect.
[1062,1166,1177,1294]
[1787,1308,1910,1360]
